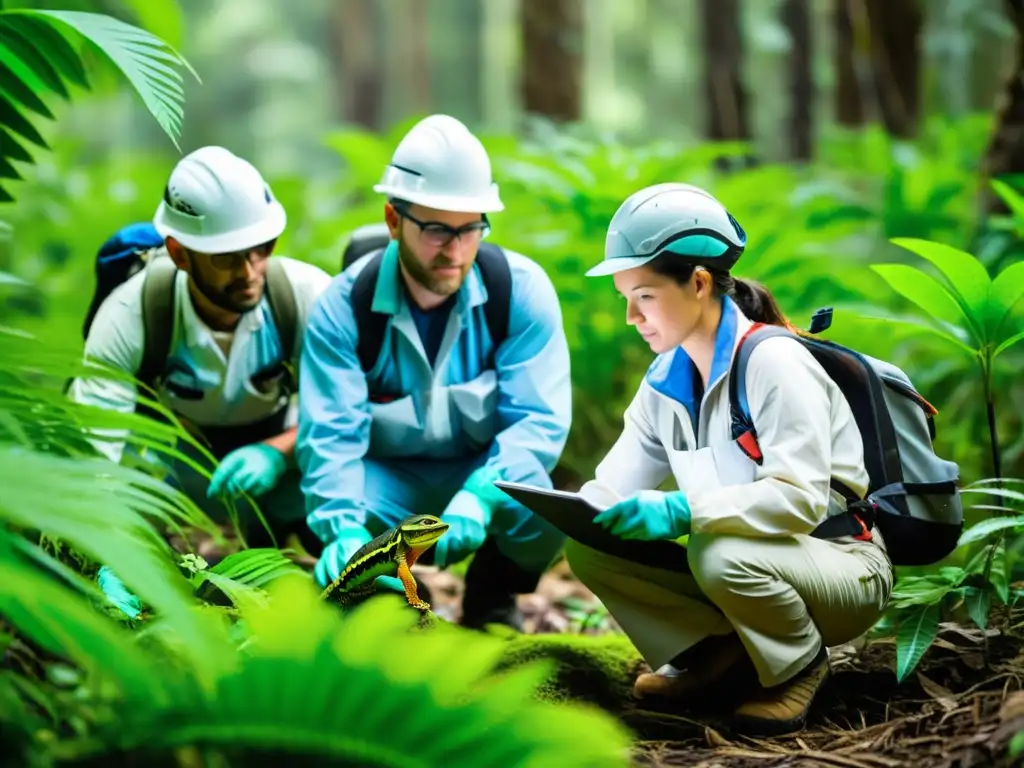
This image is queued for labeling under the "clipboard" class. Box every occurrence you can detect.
[493,481,691,574]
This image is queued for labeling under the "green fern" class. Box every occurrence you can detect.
[0,8,199,202]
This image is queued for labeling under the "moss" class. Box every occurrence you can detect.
[492,631,645,713]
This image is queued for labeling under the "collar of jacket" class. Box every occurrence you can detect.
[645,295,753,423]
[177,269,269,346]
[368,239,490,318]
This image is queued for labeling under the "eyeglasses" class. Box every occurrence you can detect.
[396,206,490,248]
[201,240,276,271]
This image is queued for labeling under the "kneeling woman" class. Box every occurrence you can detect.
[570,183,894,736]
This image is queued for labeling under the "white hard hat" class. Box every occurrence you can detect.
[586,182,746,277]
[373,114,503,213]
[152,145,287,253]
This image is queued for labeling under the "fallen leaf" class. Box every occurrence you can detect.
[999,690,1024,722]
[704,725,731,747]
[917,671,958,712]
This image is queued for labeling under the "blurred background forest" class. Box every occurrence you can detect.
[3,0,1024,495]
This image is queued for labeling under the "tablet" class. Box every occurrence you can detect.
[494,481,691,574]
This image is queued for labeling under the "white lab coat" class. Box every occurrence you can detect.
[579,297,874,544]
[566,297,894,686]
[70,254,333,464]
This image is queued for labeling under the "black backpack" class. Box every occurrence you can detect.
[340,224,512,373]
[727,308,964,567]
[82,222,299,394]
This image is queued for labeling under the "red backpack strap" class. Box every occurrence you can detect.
[728,322,792,466]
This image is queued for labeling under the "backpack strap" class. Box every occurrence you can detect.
[264,256,298,368]
[727,322,875,542]
[350,243,513,374]
[351,248,389,373]
[138,252,179,393]
[474,242,512,365]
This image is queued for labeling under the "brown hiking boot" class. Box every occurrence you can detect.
[731,645,830,736]
[632,632,750,706]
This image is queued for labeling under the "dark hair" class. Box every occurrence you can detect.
[647,253,796,330]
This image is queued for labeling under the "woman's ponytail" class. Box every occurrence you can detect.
[712,272,802,333]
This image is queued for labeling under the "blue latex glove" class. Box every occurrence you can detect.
[314,525,374,587]
[207,443,287,500]
[592,490,692,541]
[97,566,142,619]
[433,493,489,569]
[461,464,510,514]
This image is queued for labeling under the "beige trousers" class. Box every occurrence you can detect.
[564,531,894,688]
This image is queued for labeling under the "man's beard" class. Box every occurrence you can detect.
[190,259,263,314]
[397,236,468,297]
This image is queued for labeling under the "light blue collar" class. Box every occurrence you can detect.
[369,239,489,316]
[645,295,741,424]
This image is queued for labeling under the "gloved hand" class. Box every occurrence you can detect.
[97,565,143,619]
[373,575,406,595]
[592,490,692,541]
[461,464,510,513]
[208,443,287,500]
[314,525,374,588]
[433,492,489,569]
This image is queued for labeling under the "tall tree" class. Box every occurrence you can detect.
[520,0,583,122]
[864,0,923,138]
[784,0,814,161]
[982,0,1024,216]
[327,0,383,129]
[834,0,866,128]
[699,0,753,166]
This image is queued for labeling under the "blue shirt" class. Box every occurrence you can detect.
[407,290,456,368]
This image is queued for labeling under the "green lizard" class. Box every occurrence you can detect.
[320,514,449,611]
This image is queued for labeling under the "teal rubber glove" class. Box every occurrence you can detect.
[433,494,489,569]
[314,525,373,588]
[461,464,510,514]
[97,566,142,619]
[592,490,692,541]
[207,443,287,500]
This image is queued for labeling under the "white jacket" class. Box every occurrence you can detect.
[580,297,874,542]
[70,255,332,463]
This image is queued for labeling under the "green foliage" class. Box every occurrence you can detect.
[0,6,198,202]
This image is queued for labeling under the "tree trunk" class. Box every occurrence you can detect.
[519,0,583,122]
[981,0,1024,217]
[698,0,754,167]
[864,0,923,139]
[328,0,382,129]
[784,0,814,161]
[834,0,866,127]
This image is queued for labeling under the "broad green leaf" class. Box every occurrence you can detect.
[23,10,200,150]
[851,314,977,356]
[990,260,1024,338]
[870,264,974,338]
[964,586,991,630]
[895,603,940,682]
[889,237,991,336]
[956,514,1024,547]
[994,328,1024,358]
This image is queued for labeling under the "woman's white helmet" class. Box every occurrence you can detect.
[373,114,504,213]
[152,146,287,254]
[586,182,746,277]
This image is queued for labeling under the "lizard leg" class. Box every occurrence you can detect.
[397,555,430,611]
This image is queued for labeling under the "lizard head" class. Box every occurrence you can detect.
[398,514,449,561]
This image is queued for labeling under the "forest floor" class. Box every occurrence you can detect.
[200,529,1024,768]
[413,559,1024,768]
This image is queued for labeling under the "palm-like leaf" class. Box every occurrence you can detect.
[54,578,634,767]
[0,8,199,202]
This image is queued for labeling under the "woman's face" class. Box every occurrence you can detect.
[613,264,710,354]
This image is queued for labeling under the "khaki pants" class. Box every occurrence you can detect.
[565,531,894,688]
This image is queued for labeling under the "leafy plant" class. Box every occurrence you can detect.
[0,7,199,203]
[880,476,1024,682]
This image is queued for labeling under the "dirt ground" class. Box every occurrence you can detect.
[410,559,1024,768]
[191,529,1024,768]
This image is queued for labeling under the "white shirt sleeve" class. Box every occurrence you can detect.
[579,385,672,506]
[67,276,145,464]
